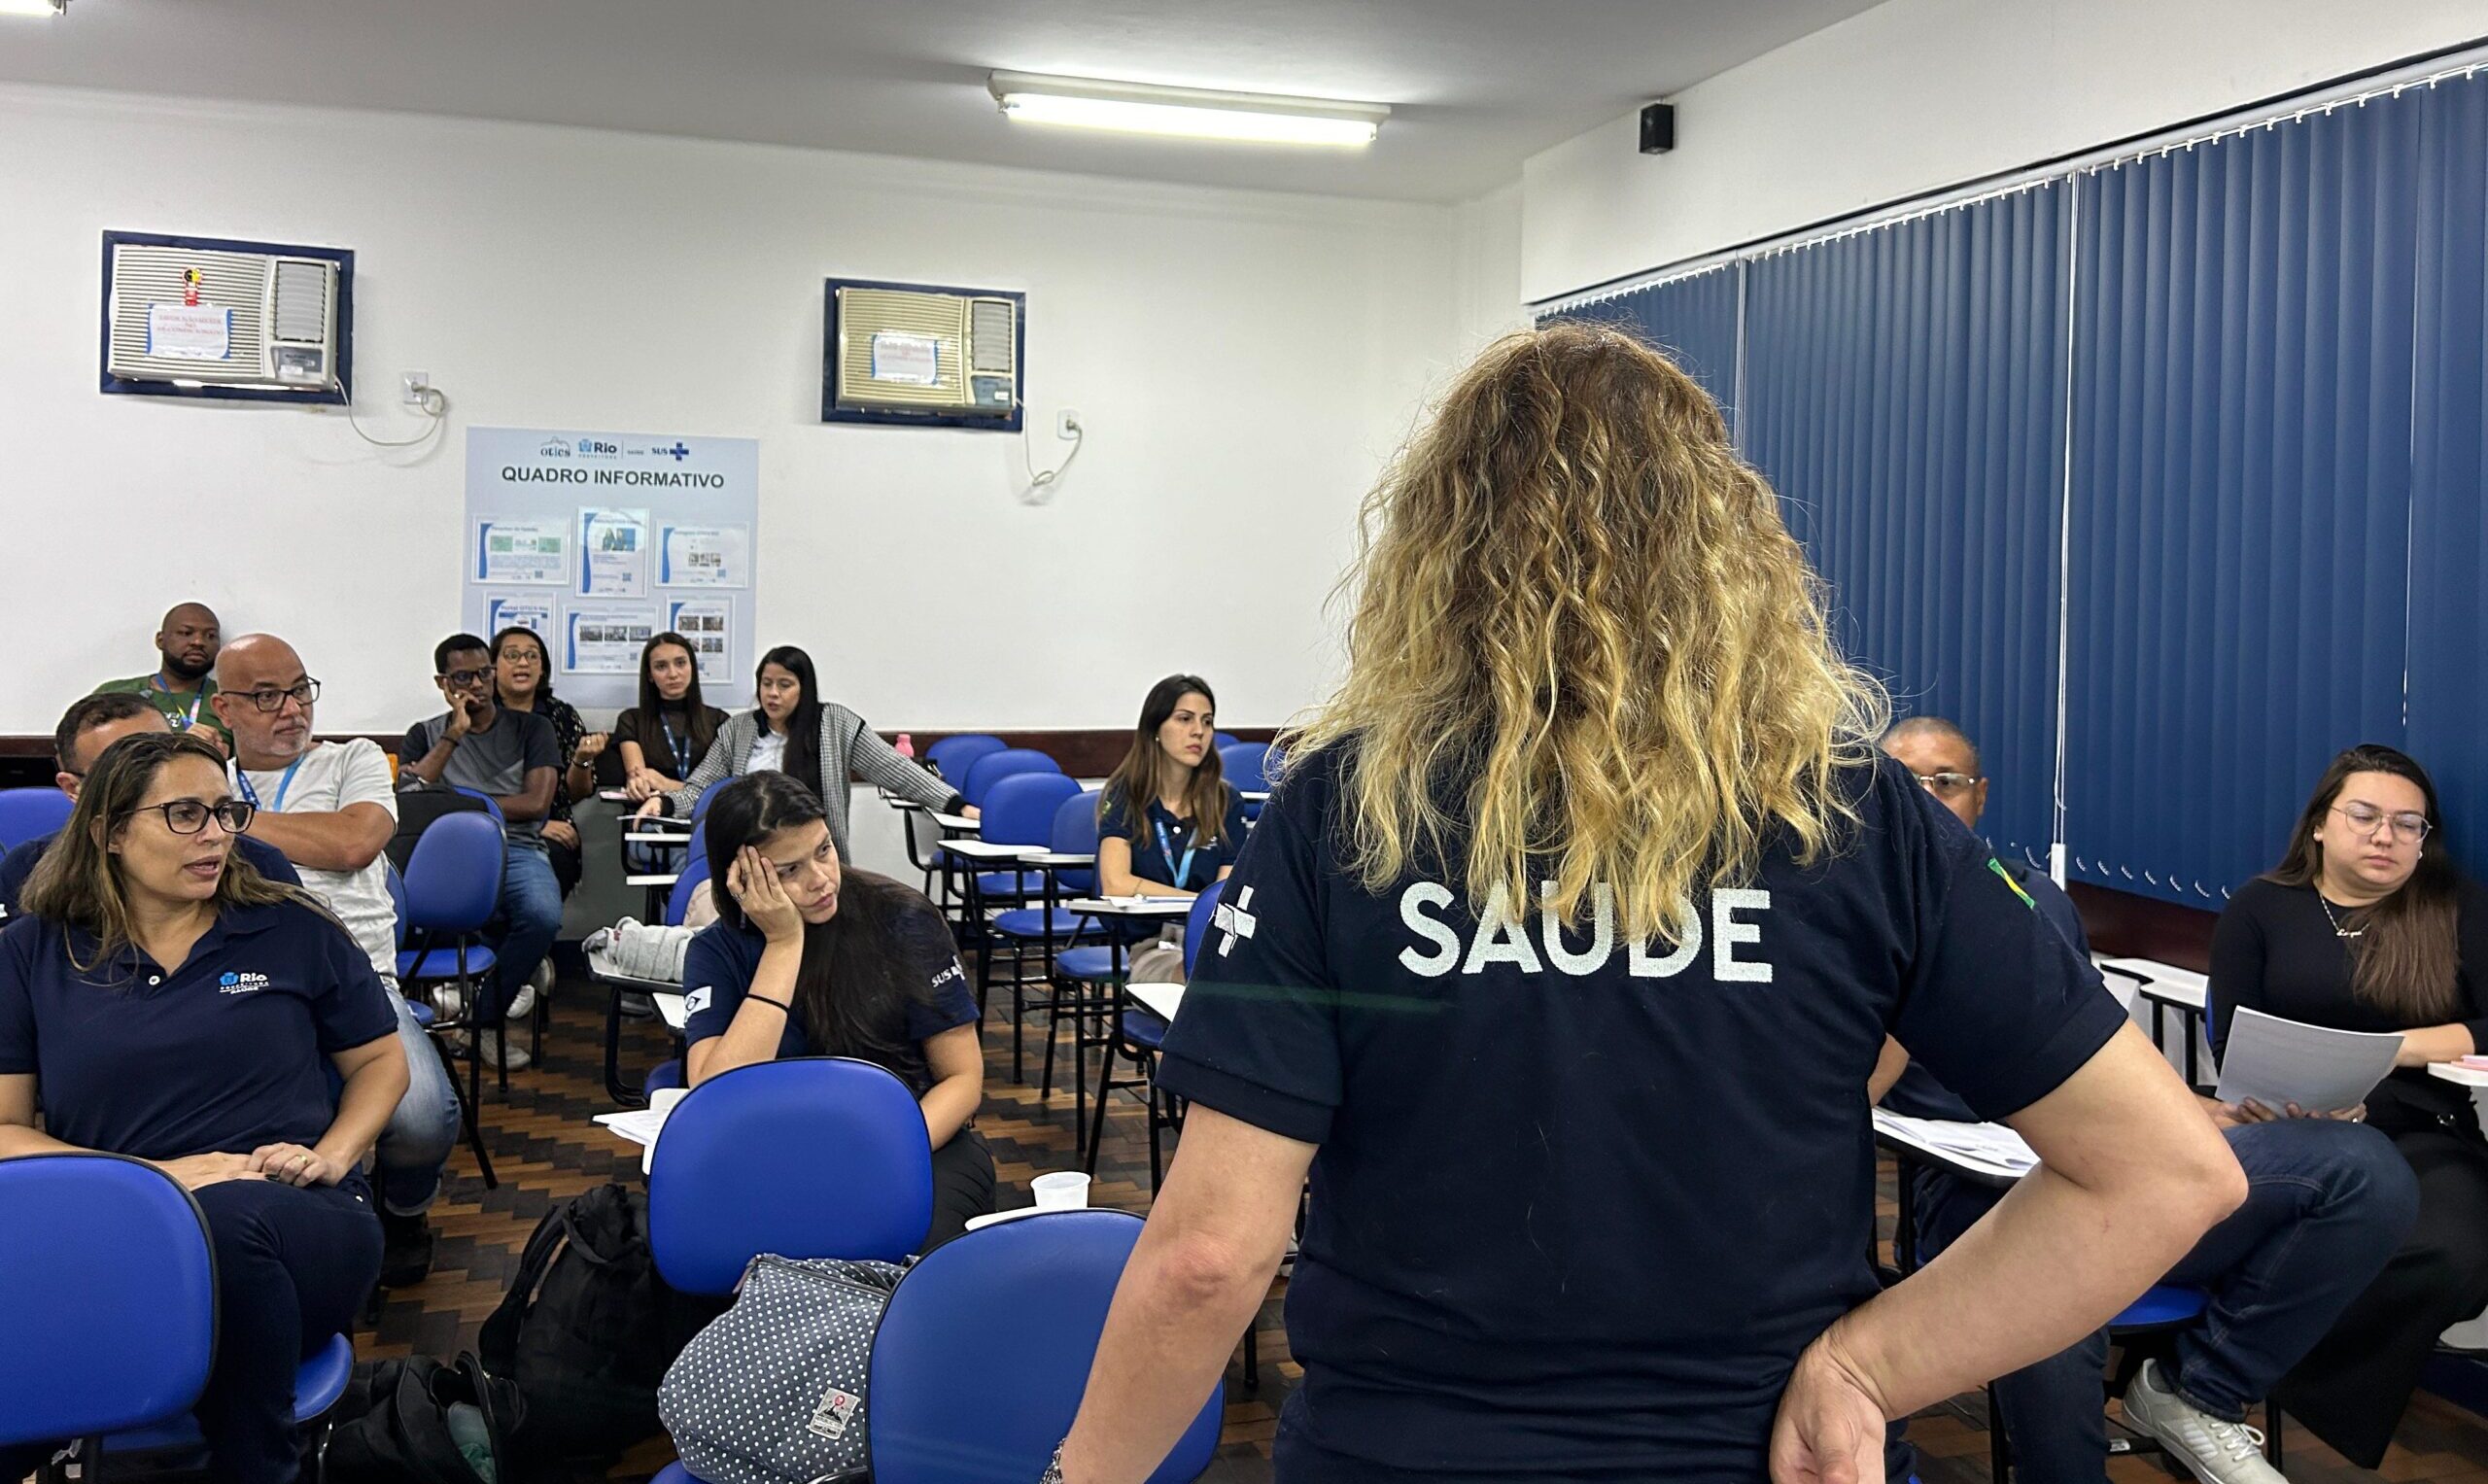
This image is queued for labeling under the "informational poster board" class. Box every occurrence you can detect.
[464,429,759,710]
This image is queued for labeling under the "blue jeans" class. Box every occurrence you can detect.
[486,840,564,1022]
[373,988,460,1217]
[1913,1118,2418,1484]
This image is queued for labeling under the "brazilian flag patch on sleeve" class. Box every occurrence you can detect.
[1987,857,2036,910]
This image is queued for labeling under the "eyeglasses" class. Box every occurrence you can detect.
[1912,771,1982,797]
[2332,803,2432,843]
[440,669,491,689]
[237,679,321,712]
[127,799,257,836]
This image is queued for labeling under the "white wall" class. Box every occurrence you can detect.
[1452,181,1527,354]
[0,85,1466,739]
[1521,0,2488,302]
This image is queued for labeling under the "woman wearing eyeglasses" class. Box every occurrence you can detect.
[2209,743,2488,1467]
[0,730,408,1484]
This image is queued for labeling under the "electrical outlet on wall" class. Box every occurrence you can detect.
[400,370,432,407]
[1056,409,1082,439]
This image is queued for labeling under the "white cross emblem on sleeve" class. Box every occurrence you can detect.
[1214,885,1258,957]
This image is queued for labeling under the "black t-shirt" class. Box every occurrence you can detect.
[614,704,730,781]
[1882,859,2093,1123]
[2209,876,2488,1126]
[680,887,978,1095]
[1158,746,2127,1478]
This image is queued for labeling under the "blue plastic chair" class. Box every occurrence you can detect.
[396,811,512,1105]
[1212,731,1241,751]
[868,1210,1223,1483]
[385,860,497,1189]
[1086,883,1223,1190]
[1217,742,1270,794]
[0,1155,216,1448]
[924,734,1007,785]
[0,788,73,855]
[666,854,712,927]
[647,1057,936,1293]
[0,1154,356,1476]
[449,785,506,823]
[960,748,1060,810]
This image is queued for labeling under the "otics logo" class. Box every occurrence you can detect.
[575,437,621,459]
[538,438,573,458]
[218,970,272,995]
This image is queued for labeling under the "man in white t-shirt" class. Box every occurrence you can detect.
[214,634,461,1289]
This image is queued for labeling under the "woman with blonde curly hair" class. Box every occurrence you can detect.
[1051,325,2242,1483]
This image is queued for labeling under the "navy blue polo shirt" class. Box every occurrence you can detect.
[0,830,299,923]
[0,900,398,1163]
[1882,859,2092,1124]
[1098,784,1248,892]
[681,886,978,1095]
[1158,746,2127,1479]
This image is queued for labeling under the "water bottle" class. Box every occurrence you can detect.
[895,731,916,760]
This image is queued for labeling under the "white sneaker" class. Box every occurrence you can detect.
[428,984,466,1021]
[506,984,536,1019]
[2123,1360,2287,1484]
[475,1029,533,1072]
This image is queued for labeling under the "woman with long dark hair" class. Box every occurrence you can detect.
[490,625,600,896]
[2210,743,2488,1466]
[1051,324,2243,1483]
[1096,674,1247,981]
[679,772,993,1246]
[0,731,407,1484]
[636,644,967,858]
[614,632,729,802]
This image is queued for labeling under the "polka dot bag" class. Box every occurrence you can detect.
[658,1255,906,1484]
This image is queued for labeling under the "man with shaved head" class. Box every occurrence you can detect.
[96,602,229,749]
[213,634,460,1288]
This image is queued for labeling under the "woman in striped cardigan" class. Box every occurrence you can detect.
[635,644,969,859]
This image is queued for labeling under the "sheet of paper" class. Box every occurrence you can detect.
[666,599,733,679]
[565,605,659,674]
[577,507,651,598]
[870,331,941,386]
[593,1087,688,1174]
[2213,1008,2402,1115]
[658,524,750,589]
[474,519,570,585]
[1872,1109,2039,1178]
[147,303,232,361]
[483,593,553,640]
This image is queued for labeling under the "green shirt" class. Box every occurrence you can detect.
[94,673,230,742]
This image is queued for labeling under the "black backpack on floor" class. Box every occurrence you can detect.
[478,1182,727,1467]
[328,1353,523,1484]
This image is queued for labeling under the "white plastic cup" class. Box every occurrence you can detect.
[1030,1171,1091,1211]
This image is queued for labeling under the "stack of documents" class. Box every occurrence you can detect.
[1872,1108,2039,1178]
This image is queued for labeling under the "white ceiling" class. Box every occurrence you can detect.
[0,0,1883,202]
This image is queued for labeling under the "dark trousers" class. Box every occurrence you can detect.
[2275,1117,2488,1467]
[192,1177,383,1484]
[923,1127,997,1253]
[1915,1118,2416,1483]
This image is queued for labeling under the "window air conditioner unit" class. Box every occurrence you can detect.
[100,231,353,404]
[822,278,1023,431]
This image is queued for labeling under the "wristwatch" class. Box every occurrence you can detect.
[1037,1442,1066,1484]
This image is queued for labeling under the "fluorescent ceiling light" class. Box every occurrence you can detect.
[0,0,67,17]
[987,70,1387,148]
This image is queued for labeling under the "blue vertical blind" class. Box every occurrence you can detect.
[1547,265,1743,421]
[2407,77,2488,877]
[1542,64,2488,908]
[2064,94,2423,904]
[1742,188,2071,870]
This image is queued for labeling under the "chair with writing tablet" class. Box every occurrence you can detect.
[970,775,1086,1082]
[1085,882,1222,1192]
[1878,1123,2279,1477]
